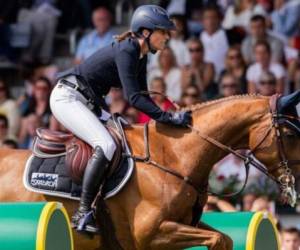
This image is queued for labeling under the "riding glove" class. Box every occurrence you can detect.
[168,111,192,127]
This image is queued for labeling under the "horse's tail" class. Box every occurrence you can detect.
[95,195,124,250]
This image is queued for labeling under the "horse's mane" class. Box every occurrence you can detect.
[180,94,264,112]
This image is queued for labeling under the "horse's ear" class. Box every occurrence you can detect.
[278,90,300,116]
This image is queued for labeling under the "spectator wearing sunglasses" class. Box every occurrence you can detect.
[219,73,242,98]
[257,71,277,96]
[21,77,52,127]
[182,38,216,100]
[180,83,202,107]
[220,46,248,94]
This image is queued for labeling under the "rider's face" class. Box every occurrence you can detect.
[150,29,171,51]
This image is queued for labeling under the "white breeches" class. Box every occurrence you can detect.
[49,78,116,160]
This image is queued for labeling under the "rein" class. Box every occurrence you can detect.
[126,92,299,201]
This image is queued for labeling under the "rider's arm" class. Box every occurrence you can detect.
[115,48,171,123]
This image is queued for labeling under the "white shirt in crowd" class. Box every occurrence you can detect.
[246,62,286,86]
[147,67,182,102]
[222,4,266,30]
[200,29,229,77]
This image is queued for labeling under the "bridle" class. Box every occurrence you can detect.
[125,93,300,206]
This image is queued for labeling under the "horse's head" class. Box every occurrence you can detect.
[250,90,300,207]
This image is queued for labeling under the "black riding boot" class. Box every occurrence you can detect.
[71,146,109,233]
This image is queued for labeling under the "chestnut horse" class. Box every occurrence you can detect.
[0,93,300,250]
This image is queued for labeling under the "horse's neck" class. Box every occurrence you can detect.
[175,96,270,183]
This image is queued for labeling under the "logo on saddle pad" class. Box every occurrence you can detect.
[31,173,58,188]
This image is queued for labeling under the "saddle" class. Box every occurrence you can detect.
[32,114,126,184]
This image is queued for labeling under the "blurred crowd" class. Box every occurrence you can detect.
[0,0,300,244]
[0,0,299,147]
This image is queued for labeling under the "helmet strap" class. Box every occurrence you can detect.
[135,29,157,54]
[144,31,157,54]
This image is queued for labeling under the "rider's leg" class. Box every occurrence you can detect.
[73,146,110,232]
[50,82,116,232]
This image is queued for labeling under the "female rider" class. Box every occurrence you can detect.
[50,5,191,233]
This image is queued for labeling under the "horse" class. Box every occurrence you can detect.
[0,92,300,250]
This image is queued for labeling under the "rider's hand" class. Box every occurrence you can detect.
[168,111,192,127]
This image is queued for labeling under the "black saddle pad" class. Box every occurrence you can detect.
[23,154,134,200]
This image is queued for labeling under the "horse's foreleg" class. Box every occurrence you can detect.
[149,221,233,250]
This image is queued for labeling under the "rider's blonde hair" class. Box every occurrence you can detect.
[114,30,135,42]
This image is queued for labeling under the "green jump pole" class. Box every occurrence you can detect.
[0,202,73,250]
[186,212,280,250]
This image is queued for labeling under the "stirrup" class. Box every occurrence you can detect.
[72,210,99,234]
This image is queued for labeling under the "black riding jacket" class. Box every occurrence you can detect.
[57,37,171,123]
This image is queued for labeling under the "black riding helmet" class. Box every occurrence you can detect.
[130,5,176,53]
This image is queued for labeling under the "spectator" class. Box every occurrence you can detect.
[182,38,216,100]
[219,73,242,97]
[242,193,257,211]
[286,55,300,92]
[123,107,139,124]
[251,196,276,219]
[242,15,284,64]
[200,5,229,77]
[271,0,300,38]
[246,40,286,94]
[204,195,236,212]
[18,1,61,64]
[188,8,203,37]
[148,47,182,102]
[168,14,191,66]
[180,83,202,107]
[0,79,20,139]
[17,64,54,117]
[18,113,41,149]
[222,0,266,30]
[0,114,9,146]
[21,77,52,127]
[220,46,248,93]
[281,227,300,250]
[257,71,277,96]
[2,139,18,149]
[75,7,115,63]
[108,88,128,116]
[138,77,174,124]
